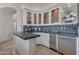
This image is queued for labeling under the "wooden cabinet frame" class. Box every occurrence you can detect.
[44,12,49,24]
[51,8,59,23]
[38,14,41,24]
[27,12,32,24]
[34,14,37,24]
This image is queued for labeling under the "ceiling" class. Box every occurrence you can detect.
[22,3,57,11]
[0,3,59,12]
[26,3,55,8]
[0,7,16,13]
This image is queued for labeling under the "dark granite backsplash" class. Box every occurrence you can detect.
[23,24,78,37]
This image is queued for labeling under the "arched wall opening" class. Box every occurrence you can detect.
[0,7,17,42]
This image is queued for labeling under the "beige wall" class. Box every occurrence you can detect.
[0,10,15,42]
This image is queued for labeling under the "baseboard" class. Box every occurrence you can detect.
[50,48,64,55]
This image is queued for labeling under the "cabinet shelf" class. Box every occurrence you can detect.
[51,8,59,23]
[44,12,49,24]
[27,12,32,24]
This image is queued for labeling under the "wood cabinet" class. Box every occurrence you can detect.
[26,8,59,25]
[27,12,32,24]
[34,14,37,24]
[38,14,41,24]
[44,12,49,24]
[51,8,59,23]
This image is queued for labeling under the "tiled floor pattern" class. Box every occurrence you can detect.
[35,45,60,55]
[0,40,60,55]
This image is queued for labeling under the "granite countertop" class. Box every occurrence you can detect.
[14,32,40,40]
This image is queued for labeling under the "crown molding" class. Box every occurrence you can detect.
[21,3,60,12]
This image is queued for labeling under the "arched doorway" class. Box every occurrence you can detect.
[0,7,17,42]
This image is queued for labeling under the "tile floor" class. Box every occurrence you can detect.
[0,40,60,55]
[35,45,60,55]
[0,40,18,55]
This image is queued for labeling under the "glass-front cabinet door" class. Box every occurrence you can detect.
[38,14,41,24]
[34,14,37,24]
[44,12,49,24]
[27,12,32,24]
[51,8,59,23]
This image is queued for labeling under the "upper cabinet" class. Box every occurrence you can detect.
[34,14,37,24]
[51,8,59,23]
[25,7,60,25]
[38,14,41,24]
[44,12,49,24]
[27,12,32,24]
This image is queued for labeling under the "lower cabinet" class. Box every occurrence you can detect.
[13,35,36,55]
[35,35,42,44]
[35,33,50,48]
[40,33,50,47]
[33,33,78,55]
